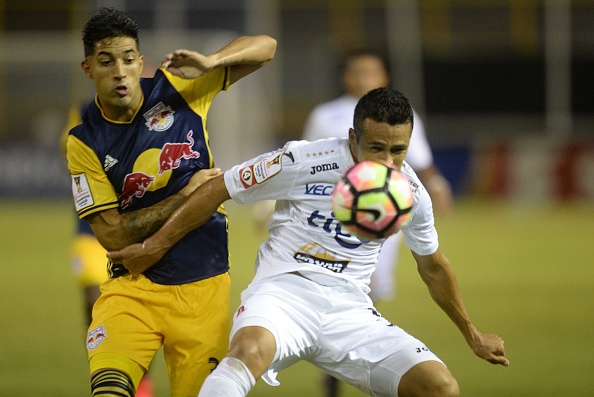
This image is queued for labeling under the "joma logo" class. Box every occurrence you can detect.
[310,162,339,175]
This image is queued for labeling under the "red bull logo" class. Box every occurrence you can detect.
[87,325,107,350]
[119,172,155,208]
[144,102,175,132]
[158,130,200,174]
[236,305,246,317]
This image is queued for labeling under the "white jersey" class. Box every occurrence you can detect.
[302,94,434,171]
[224,138,438,294]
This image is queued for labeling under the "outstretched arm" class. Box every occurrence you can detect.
[412,249,509,366]
[160,35,277,83]
[108,174,231,273]
[88,168,221,252]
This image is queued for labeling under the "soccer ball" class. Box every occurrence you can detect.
[332,160,414,240]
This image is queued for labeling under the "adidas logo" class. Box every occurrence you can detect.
[104,154,118,171]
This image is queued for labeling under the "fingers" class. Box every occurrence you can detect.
[106,251,120,263]
[489,338,509,366]
[489,352,509,366]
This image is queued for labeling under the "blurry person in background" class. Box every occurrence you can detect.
[65,7,276,397]
[302,48,453,397]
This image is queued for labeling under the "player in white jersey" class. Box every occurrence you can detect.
[108,88,508,397]
[304,49,452,308]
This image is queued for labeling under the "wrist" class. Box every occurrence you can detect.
[145,234,170,258]
[463,323,480,345]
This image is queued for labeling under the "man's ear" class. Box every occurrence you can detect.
[81,60,92,79]
[348,128,359,162]
[139,54,145,74]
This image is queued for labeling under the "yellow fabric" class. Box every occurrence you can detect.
[90,354,145,391]
[161,67,230,169]
[88,272,231,396]
[71,234,109,286]
[66,134,119,218]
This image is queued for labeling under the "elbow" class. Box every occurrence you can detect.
[88,219,132,252]
[259,35,277,62]
[92,228,130,252]
[414,250,449,284]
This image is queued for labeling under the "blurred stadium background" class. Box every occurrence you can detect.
[0,1,593,396]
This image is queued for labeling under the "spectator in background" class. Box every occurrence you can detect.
[302,48,453,397]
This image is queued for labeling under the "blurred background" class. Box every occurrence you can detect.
[0,0,593,199]
[0,1,593,396]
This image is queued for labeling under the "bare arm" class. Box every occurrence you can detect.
[107,174,231,273]
[88,168,221,252]
[412,249,509,366]
[160,35,277,84]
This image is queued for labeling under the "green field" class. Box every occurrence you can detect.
[1,198,593,396]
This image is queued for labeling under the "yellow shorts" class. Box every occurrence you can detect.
[88,272,231,397]
[71,234,109,287]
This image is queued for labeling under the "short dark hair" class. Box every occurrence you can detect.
[82,7,140,57]
[352,87,414,138]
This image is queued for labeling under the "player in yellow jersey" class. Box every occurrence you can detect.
[63,102,155,397]
[65,7,276,397]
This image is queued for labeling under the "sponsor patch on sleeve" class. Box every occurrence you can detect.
[71,173,94,212]
[238,150,284,189]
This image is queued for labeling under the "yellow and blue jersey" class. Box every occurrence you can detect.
[67,67,230,285]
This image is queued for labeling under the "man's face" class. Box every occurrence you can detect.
[81,36,144,121]
[342,56,390,99]
[349,119,412,169]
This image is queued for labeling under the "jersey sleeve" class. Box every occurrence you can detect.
[67,134,119,218]
[224,143,301,204]
[162,67,230,117]
[401,186,439,255]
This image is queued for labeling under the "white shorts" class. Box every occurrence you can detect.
[231,272,444,396]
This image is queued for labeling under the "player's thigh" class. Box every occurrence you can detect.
[88,276,163,373]
[163,272,231,396]
[397,360,458,397]
[230,275,325,386]
[316,306,444,396]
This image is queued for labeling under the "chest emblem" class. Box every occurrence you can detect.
[119,172,155,208]
[144,102,175,132]
[159,130,200,174]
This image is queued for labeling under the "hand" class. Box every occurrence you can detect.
[180,167,222,196]
[160,49,216,79]
[468,331,509,366]
[107,240,166,275]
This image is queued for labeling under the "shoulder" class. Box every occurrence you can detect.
[285,138,349,164]
[159,67,227,93]
[400,161,428,204]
